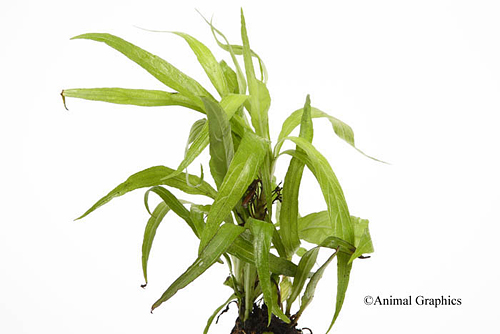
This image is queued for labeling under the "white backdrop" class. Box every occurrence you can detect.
[1,0,499,333]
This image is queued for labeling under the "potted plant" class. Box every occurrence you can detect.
[62,9,378,334]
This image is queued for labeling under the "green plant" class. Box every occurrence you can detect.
[62,10,378,334]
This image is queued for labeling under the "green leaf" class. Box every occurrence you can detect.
[349,216,374,263]
[76,166,217,220]
[297,248,338,318]
[327,252,353,333]
[144,186,200,238]
[275,107,384,162]
[298,212,373,261]
[220,94,249,118]
[220,60,239,93]
[319,236,356,255]
[71,33,212,107]
[200,131,268,252]
[280,277,292,302]
[243,262,257,321]
[228,235,298,277]
[203,294,236,334]
[172,32,229,98]
[281,138,354,244]
[142,201,170,286]
[241,10,270,139]
[248,218,275,324]
[203,97,235,188]
[280,95,312,258]
[62,88,204,112]
[190,204,207,238]
[160,94,248,184]
[200,15,246,94]
[187,119,207,145]
[286,247,319,315]
[151,224,244,311]
[199,12,267,83]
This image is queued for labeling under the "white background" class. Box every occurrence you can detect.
[1,0,499,333]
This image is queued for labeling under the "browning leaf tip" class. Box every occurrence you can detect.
[61,90,69,111]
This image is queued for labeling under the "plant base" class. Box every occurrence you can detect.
[230,304,304,334]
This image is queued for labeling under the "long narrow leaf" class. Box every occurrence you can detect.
[327,252,353,333]
[281,138,354,244]
[280,96,312,258]
[199,14,247,95]
[219,60,239,93]
[275,107,384,162]
[203,294,236,334]
[187,119,207,145]
[203,97,234,188]
[62,88,204,112]
[243,262,257,321]
[241,10,270,139]
[297,248,338,318]
[228,235,298,277]
[161,94,248,183]
[72,33,212,107]
[198,12,267,84]
[151,224,244,311]
[77,166,217,220]
[172,32,229,98]
[286,247,319,315]
[248,218,275,323]
[142,201,170,286]
[200,131,268,251]
[145,186,200,237]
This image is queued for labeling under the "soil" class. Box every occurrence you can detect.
[230,304,308,334]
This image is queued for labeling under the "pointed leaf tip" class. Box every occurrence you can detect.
[61,90,68,110]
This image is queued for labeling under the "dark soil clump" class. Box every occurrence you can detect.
[230,304,306,334]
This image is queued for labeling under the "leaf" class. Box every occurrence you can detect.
[286,247,319,315]
[297,248,338,318]
[243,262,257,321]
[161,94,248,184]
[327,252,353,333]
[62,88,204,112]
[241,10,270,139]
[142,201,170,285]
[280,277,292,302]
[190,204,207,238]
[71,33,212,107]
[200,131,268,252]
[203,294,236,334]
[228,235,298,277]
[172,32,229,98]
[203,97,235,188]
[280,95,312,258]
[281,138,354,244]
[151,224,244,311]
[298,212,374,261]
[144,186,200,238]
[220,60,239,93]
[76,166,217,220]
[248,218,275,323]
[348,216,374,263]
[220,94,249,118]
[198,12,267,83]
[200,14,246,94]
[187,119,207,145]
[319,236,356,255]
[275,107,384,162]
